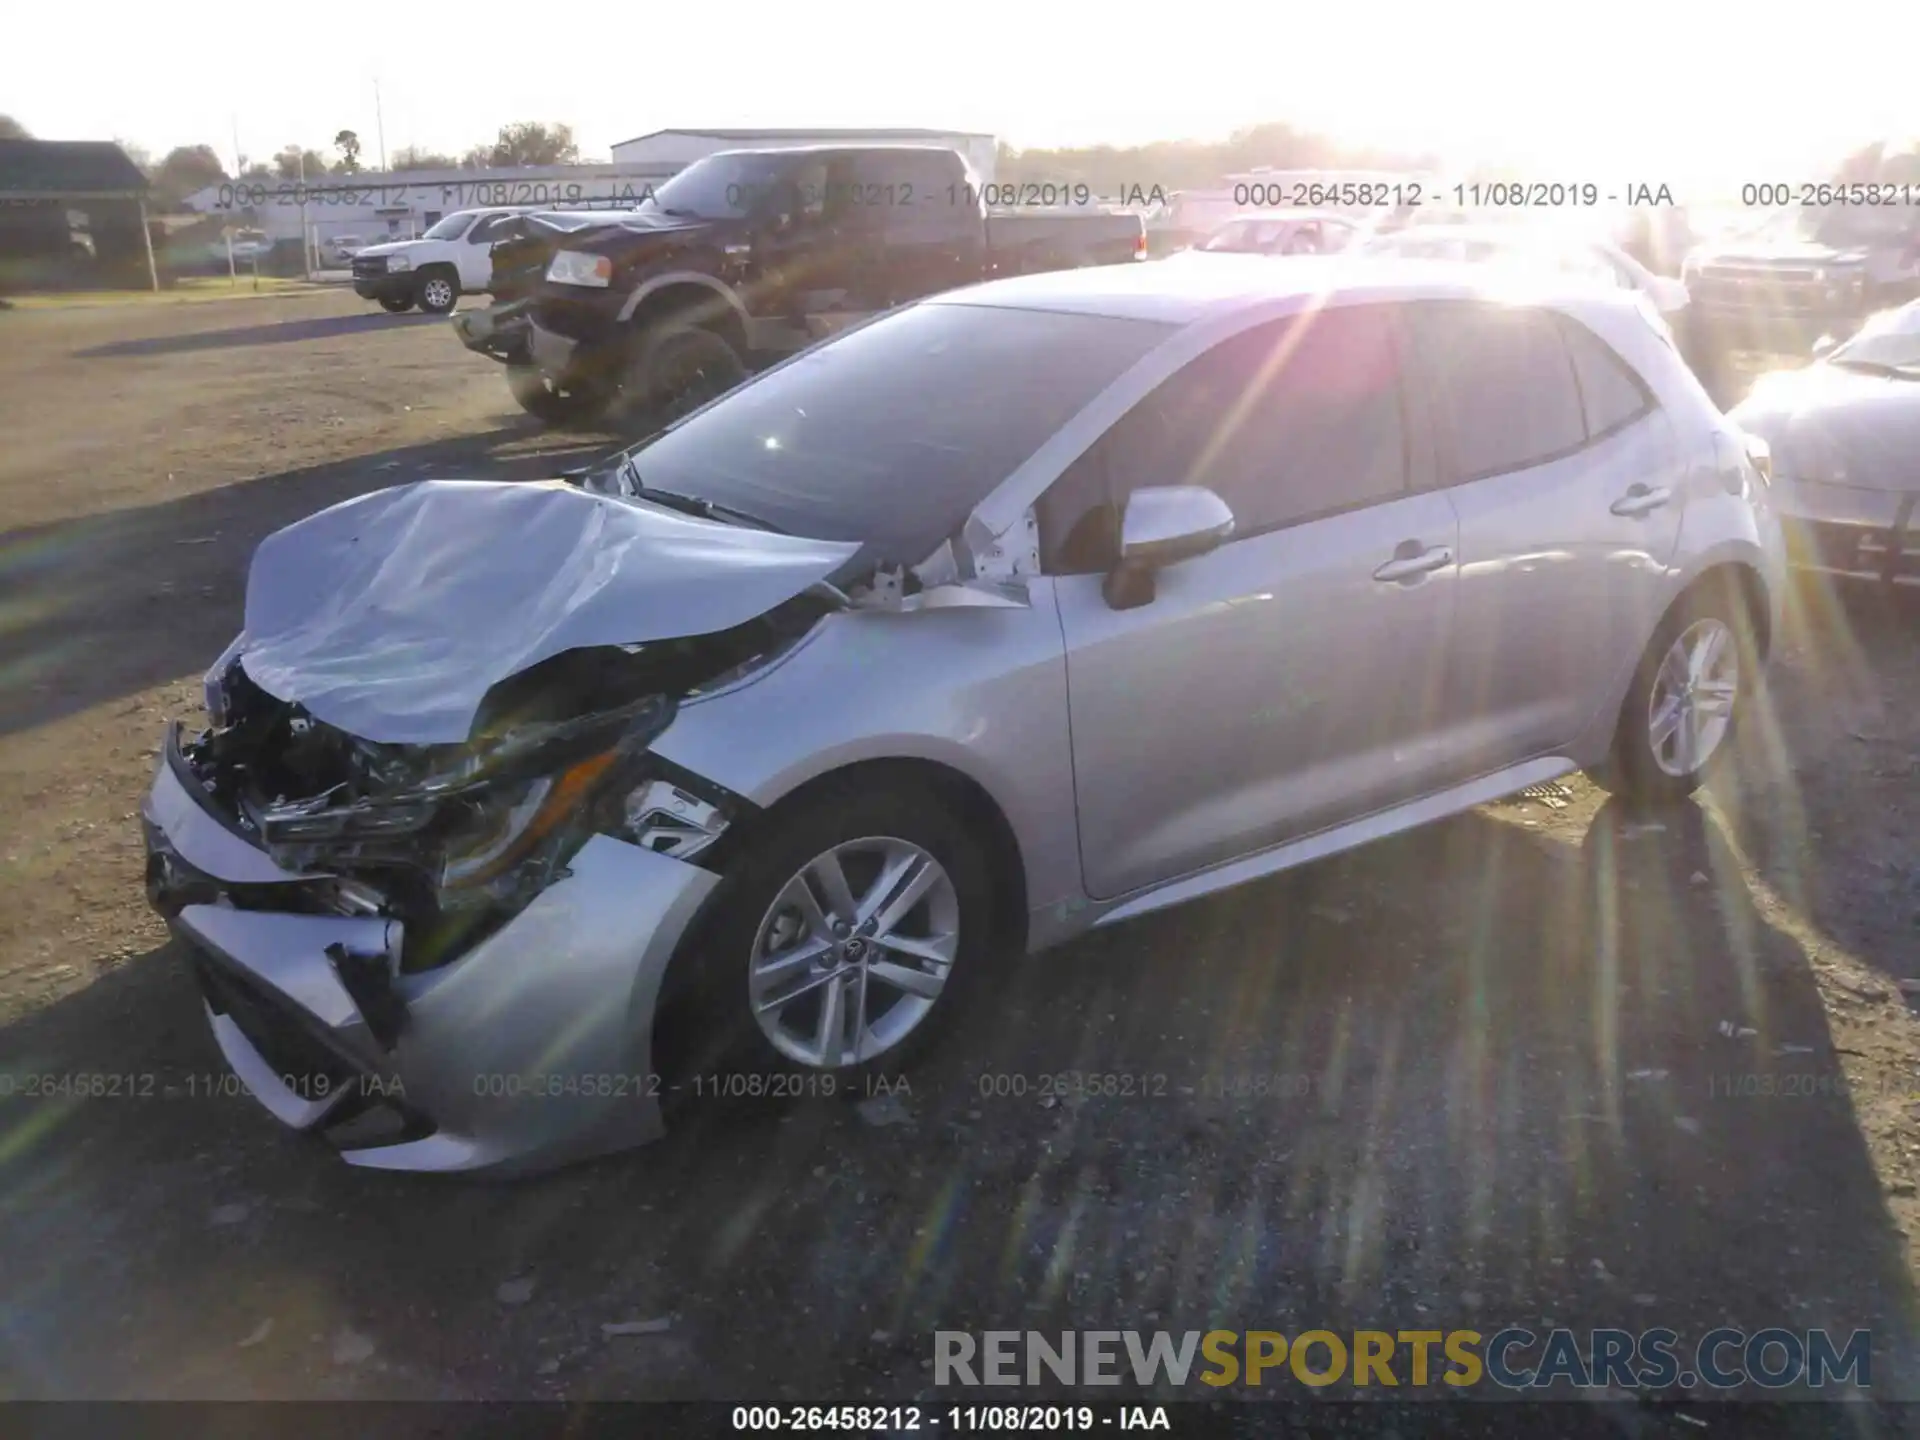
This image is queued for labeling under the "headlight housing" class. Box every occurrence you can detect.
[202,633,248,726]
[546,250,614,288]
[386,254,412,273]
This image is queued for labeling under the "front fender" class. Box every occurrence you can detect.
[647,594,1083,951]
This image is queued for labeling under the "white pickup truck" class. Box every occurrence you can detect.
[348,207,537,314]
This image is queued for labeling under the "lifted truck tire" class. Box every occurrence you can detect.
[376,295,413,314]
[611,323,747,433]
[415,268,460,316]
[505,363,608,428]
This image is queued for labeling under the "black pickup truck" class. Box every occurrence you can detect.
[464,144,1147,426]
[450,208,642,420]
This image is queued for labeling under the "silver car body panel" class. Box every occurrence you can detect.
[239,477,858,744]
[168,832,717,1175]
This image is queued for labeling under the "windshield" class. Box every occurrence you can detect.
[612,302,1175,566]
[422,212,476,240]
[643,152,798,220]
[1829,301,1920,372]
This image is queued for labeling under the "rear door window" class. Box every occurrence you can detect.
[1406,301,1587,482]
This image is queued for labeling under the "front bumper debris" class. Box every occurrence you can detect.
[141,731,721,1174]
[453,298,534,363]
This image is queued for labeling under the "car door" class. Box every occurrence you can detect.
[749,153,855,321]
[1402,300,1688,770]
[460,212,513,290]
[1041,304,1464,900]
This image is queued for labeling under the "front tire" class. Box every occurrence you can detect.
[415,269,459,315]
[611,323,746,432]
[1589,586,1758,806]
[658,779,997,1093]
[505,363,608,427]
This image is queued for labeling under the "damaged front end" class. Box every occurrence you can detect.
[142,576,842,1172]
[157,588,843,969]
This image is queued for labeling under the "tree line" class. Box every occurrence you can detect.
[0,115,583,208]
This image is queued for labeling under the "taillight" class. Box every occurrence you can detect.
[1134,232,1148,261]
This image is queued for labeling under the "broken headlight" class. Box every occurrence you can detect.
[437,749,619,892]
[202,633,248,727]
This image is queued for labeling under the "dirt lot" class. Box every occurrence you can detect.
[1,292,1917,1426]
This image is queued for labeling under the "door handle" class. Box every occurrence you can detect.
[1372,544,1454,583]
[1611,484,1673,517]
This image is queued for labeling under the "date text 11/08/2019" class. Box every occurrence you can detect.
[1230,180,1677,210]
[731,1406,1170,1431]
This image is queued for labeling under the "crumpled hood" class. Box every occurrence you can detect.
[236,479,859,745]
[1731,366,1920,491]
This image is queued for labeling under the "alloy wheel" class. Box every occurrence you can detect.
[747,836,960,1069]
[422,277,454,311]
[1647,618,1740,778]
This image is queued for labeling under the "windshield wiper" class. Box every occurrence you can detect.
[655,206,701,219]
[624,471,783,532]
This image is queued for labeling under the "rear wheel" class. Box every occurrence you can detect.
[505,363,608,427]
[1589,586,1758,806]
[376,295,413,314]
[415,269,459,315]
[611,323,746,433]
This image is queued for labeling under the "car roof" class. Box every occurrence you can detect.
[930,253,1638,326]
[1375,222,1604,252]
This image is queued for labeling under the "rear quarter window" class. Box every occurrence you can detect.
[1556,315,1654,439]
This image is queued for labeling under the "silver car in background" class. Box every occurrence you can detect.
[140,257,1786,1175]
[1731,298,1920,590]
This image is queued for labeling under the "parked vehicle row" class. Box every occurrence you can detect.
[1683,203,1920,357]
[425,145,1143,423]
[143,256,1785,1174]
[1730,298,1920,591]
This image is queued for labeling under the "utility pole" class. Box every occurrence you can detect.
[297,146,311,278]
[231,114,243,176]
[375,79,388,171]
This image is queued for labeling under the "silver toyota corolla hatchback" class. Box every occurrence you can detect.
[141,257,1787,1174]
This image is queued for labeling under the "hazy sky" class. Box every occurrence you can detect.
[5,0,1914,192]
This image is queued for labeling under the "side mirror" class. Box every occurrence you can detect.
[1812,334,1838,359]
[1101,486,1236,611]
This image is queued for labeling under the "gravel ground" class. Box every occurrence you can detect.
[0,292,1917,1428]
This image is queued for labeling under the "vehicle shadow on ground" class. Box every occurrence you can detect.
[0,425,616,738]
[1,797,1911,1404]
[72,311,444,360]
[1718,576,1920,988]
